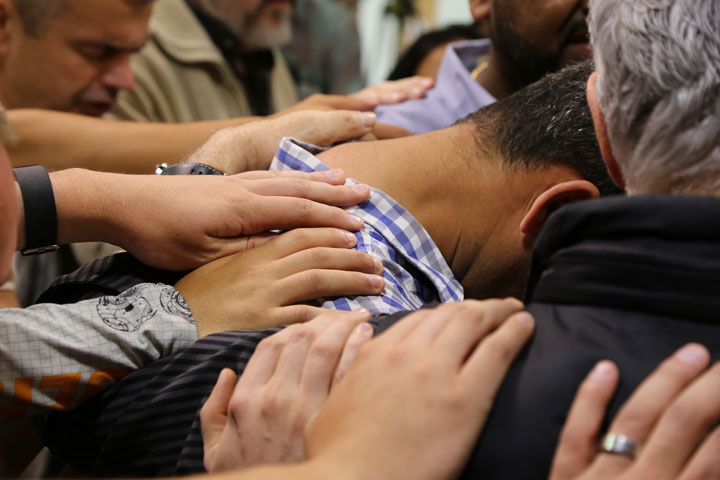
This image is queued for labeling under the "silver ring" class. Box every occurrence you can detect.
[599,433,637,458]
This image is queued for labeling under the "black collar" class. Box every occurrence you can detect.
[525,195,720,323]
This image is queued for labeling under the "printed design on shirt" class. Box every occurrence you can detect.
[0,369,131,422]
[97,285,157,332]
[160,288,194,324]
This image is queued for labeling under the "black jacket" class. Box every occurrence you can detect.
[41,195,720,478]
[465,195,720,479]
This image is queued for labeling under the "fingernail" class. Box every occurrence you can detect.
[421,77,434,85]
[676,344,708,366]
[590,360,615,380]
[350,214,364,228]
[514,312,533,324]
[354,322,374,337]
[369,275,384,289]
[325,169,343,180]
[352,184,369,194]
[358,111,376,127]
[503,297,524,306]
[344,231,357,245]
[373,257,383,273]
[352,308,369,317]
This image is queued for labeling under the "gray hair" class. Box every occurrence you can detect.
[589,0,720,195]
[11,0,156,37]
[10,0,67,36]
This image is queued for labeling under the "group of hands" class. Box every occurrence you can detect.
[198,300,720,480]
[33,76,720,478]
[48,78,442,334]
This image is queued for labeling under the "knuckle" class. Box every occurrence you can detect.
[297,270,323,289]
[484,336,515,363]
[255,335,287,354]
[307,247,331,266]
[259,394,280,420]
[310,339,342,361]
[286,228,313,246]
[227,394,250,419]
[291,178,312,198]
[664,399,712,430]
[286,323,312,343]
[285,306,314,325]
[297,199,316,220]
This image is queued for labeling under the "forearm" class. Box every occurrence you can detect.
[0,283,197,421]
[7,109,257,174]
[48,169,164,249]
[13,168,130,250]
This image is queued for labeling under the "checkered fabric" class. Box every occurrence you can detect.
[272,138,464,315]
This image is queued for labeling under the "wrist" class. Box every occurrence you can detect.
[51,169,121,246]
[189,126,253,174]
[13,165,58,254]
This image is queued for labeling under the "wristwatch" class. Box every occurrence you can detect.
[155,162,227,176]
[13,165,60,255]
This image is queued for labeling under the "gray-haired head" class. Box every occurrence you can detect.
[10,0,67,36]
[10,0,156,37]
[589,0,720,195]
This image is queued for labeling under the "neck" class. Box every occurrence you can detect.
[317,126,502,283]
[474,48,514,100]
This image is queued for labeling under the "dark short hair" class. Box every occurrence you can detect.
[464,60,623,196]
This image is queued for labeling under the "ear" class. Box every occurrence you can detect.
[469,0,492,22]
[587,72,625,188]
[520,180,600,235]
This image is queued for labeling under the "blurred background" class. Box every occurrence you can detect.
[357,0,472,85]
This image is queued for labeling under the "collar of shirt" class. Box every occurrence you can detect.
[270,138,464,315]
[375,38,496,134]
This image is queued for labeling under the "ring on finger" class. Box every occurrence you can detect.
[599,433,637,459]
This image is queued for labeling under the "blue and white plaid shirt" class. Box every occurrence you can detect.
[270,138,464,315]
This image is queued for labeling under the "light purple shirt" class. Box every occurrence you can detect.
[375,39,495,134]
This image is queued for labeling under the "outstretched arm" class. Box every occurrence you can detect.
[6,77,431,174]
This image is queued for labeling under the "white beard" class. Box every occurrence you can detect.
[238,9,293,49]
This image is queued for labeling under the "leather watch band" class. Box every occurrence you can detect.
[13,165,59,255]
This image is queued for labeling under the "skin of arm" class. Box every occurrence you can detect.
[12,109,384,270]
[7,109,251,174]
[5,76,431,175]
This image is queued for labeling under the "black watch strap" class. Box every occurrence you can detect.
[155,162,227,176]
[13,165,59,255]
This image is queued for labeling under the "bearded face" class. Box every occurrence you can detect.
[198,0,295,50]
[490,0,591,90]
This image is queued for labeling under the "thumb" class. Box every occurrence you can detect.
[287,110,377,147]
[200,368,238,449]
